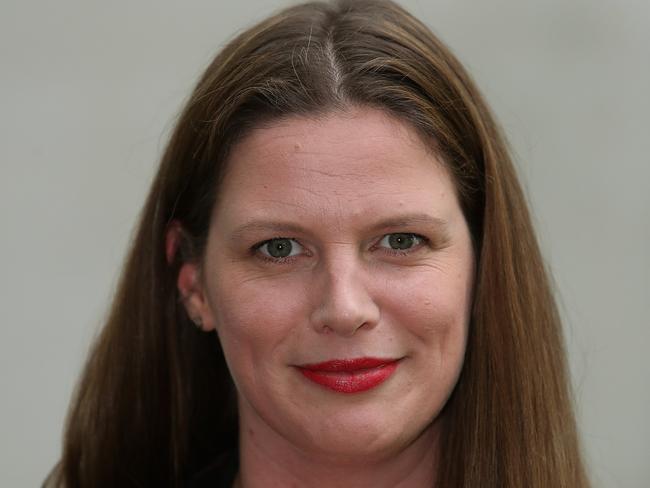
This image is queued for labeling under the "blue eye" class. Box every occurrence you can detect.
[256,238,304,260]
[377,233,425,252]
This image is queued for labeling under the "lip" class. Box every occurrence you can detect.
[297,357,400,394]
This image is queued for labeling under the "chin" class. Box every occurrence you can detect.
[290,406,440,464]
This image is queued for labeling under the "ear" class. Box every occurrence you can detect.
[177,262,216,332]
[166,221,216,332]
[165,220,182,264]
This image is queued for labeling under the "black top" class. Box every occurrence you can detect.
[186,450,238,488]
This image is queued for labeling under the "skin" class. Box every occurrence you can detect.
[178,106,475,487]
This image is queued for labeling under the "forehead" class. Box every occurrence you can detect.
[214,107,459,228]
[224,108,439,179]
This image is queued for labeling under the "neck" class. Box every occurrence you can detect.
[235,414,441,488]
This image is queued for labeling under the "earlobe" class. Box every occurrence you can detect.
[177,262,216,332]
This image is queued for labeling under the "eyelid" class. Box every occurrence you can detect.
[253,237,305,260]
[251,232,430,264]
[374,233,429,253]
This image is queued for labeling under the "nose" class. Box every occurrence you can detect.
[308,255,380,337]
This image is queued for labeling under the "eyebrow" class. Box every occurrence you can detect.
[229,213,450,241]
[366,213,449,233]
[229,221,309,242]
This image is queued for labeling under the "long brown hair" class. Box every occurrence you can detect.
[49,1,589,486]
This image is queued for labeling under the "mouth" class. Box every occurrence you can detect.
[296,357,400,394]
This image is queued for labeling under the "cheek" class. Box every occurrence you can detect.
[379,264,472,376]
[207,273,308,370]
[383,264,472,329]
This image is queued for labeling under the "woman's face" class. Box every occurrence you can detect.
[189,107,475,461]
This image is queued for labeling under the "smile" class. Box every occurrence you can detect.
[297,357,400,394]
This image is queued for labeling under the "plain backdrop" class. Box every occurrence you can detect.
[1,0,648,486]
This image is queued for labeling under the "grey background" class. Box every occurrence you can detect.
[1,0,648,486]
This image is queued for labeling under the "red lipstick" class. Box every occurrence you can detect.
[297,357,399,393]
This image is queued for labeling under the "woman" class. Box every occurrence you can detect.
[47,0,589,486]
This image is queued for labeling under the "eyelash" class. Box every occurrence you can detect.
[372,234,429,256]
[252,238,305,264]
[251,233,430,264]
